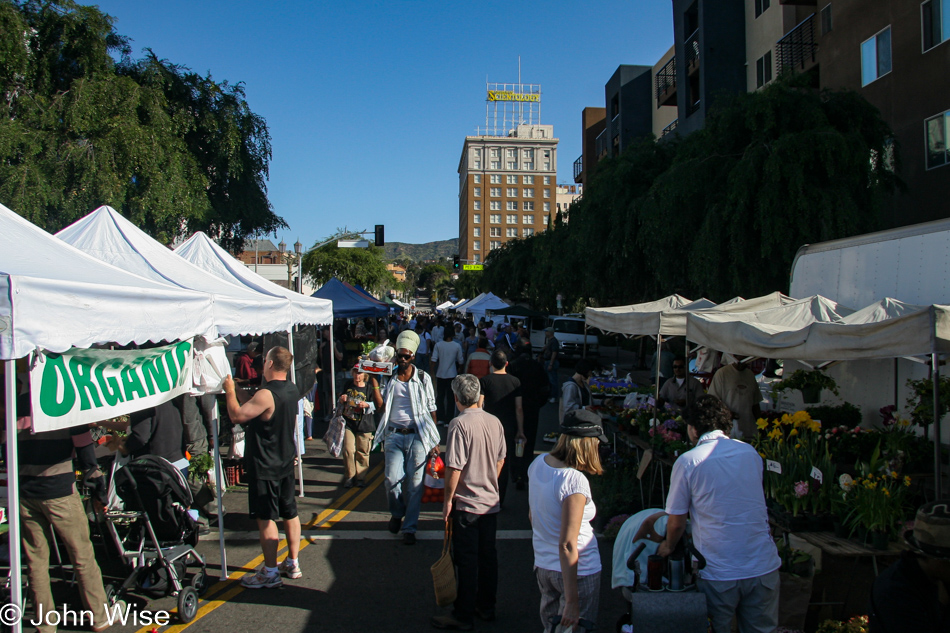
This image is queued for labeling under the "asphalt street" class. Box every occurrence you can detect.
[87,364,631,633]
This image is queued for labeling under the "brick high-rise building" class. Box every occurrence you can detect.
[458,89,559,265]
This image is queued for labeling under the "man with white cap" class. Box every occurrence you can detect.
[372,329,439,545]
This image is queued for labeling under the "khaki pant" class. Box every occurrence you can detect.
[342,429,373,482]
[20,491,109,633]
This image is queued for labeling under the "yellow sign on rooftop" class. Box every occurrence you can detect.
[487,90,540,103]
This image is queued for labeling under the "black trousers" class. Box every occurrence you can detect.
[452,510,498,622]
[436,377,456,423]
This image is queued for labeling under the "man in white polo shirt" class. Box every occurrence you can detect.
[658,394,780,633]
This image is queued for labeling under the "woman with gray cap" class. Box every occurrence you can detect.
[528,409,605,632]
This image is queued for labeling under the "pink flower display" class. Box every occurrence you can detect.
[794,481,809,498]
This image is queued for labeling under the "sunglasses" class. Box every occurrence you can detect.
[397,353,414,360]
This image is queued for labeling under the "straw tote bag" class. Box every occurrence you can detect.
[430,521,457,607]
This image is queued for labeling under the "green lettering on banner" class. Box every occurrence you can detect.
[174,340,192,387]
[121,362,148,401]
[162,348,180,388]
[141,354,170,396]
[95,359,125,406]
[68,356,103,411]
[39,354,76,418]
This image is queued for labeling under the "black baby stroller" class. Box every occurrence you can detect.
[102,455,209,623]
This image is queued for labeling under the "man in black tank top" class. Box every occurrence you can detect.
[224,346,302,589]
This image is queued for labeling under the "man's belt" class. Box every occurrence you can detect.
[389,427,416,435]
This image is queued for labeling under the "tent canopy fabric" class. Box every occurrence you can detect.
[0,203,216,358]
[175,232,332,326]
[459,292,509,320]
[312,278,388,318]
[585,294,694,336]
[435,300,455,311]
[351,284,390,313]
[687,297,950,361]
[57,207,293,336]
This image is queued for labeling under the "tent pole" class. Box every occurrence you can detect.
[288,331,305,499]
[933,352,943,500]
[654,336,662,434]
[329,322,337,409]
[211,400,228,581]
[583,322,587,359]
[5,360,22,633]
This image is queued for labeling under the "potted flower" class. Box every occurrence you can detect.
[840,442,912,548]
[773,369,839,404]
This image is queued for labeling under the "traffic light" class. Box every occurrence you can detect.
[453,255,460,270]
[374,224,385,247]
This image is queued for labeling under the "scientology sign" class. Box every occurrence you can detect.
[30,339,194,432]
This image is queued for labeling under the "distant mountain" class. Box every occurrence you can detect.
[385,238,458,262]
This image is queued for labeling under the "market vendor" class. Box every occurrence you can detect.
[658,394,780,633]
[656,356,704,413]
[706,355,762,438]
[869,500,949,632]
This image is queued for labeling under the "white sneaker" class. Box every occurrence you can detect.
[279,559,302,579]
[241,567,282,589]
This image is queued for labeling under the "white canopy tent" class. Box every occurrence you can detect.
[174,231,332,327]
[585,294,694,337]
[459,292,510,321]
[453,293,483,313]
[0,203,221,631]
[435,300,455,311]
[686,296,947,497]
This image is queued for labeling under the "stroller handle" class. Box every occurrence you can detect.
[626,542,647,571]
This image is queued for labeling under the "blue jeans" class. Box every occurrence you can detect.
[383,431,428,534]
[545,360,560,399]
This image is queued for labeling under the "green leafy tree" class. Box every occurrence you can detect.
[453,270,483,300]
[302,241,391,294]
[418,264,450,292]
[0,0,283,245]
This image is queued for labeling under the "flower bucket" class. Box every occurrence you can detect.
[800,384,822,404]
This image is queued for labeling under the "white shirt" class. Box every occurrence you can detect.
[388,379,413,427]
[430,326,444,345]
[430,340,464,379]
[665,430,780,582]
[373,366,439,452]
[528,454,601,576]
[416,331,431,355]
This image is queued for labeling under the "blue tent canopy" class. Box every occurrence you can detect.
[311,278,389,318]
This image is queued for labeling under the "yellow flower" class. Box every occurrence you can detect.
[890,471,898,479]
[768,428,781,440]
[789,429,799,437]
[795,443,801,449]
[904,476,911,487]
[883,489,890,497]
[758,452,766,458]
[756,418,768,430]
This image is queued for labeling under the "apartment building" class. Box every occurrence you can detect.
[555,184,583,224]
[458,124,559,264]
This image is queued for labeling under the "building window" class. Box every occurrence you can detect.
[473,187,481,197]
[490,174,501,184]
[524,162,534,170]
[507,161,517,170]
[473,201,481,211]
[507,175,518,184]
[756,51,772,88]
[473,174,481,184]
[923,0,950,51]
[926,110,950,169]
[754,0,770,18]
[861,26,892,86]
[490,201,501,210]
[523,201,534,211]
[821,4,832,35]
[473,240,481,251]
[506,214,517,224]
[490,241,501,250]
[473,253,480,263]
[490,161,500,169]
[489,214,501,224]
[474,160,481,169]
[506,148,516,158]
[523,214,535,224]
[523,188,535,197]
[523,228,535,237]
[489,227,501,237]
[544,202,551,212]
[490,187,501,197]
[506,227,518,237]
[473,213,481,224]
[490,148,499,157]
[473,149,482,158]
[523,175,534,185]
[543,188,551,198]
[507,201,517,211]
[506,187,518,197]
[523,149,534,159]
[543,176,551,185]
[473,228,481,237]
[543,215,550,226]
[543,150,551,159]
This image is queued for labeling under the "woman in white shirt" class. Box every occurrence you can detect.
[528,409,606,632]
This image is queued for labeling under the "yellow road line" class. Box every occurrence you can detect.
[135,466,386,633]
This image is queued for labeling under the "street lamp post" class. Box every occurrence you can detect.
[294,239,303,294]
[278,239,288,287]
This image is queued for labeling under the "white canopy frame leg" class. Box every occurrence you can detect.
[5,361,21,633]
[210,400,228,581]
[329,322,337,408]
[287,331,305,499]
[932,352,943,500]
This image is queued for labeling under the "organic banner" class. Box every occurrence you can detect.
[30,339,194,432]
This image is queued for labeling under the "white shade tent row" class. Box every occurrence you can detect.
[585,292,947,499]
[0,203,333,631]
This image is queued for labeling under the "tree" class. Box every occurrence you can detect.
[453,270,483,300]
[0,0,283,245]
[302,241,391,294]
[418,264,450,293]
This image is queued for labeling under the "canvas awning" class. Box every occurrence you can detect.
[312,278,388,318]
[585,294,694,336]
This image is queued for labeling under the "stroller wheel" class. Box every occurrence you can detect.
[104,583,119,607]
[177,586,199,623]
[190,568,210,596]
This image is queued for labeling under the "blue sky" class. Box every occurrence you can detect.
[92,1,674,246]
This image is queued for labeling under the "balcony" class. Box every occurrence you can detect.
[776,13,817,74]
[655,56,677,108]
[661,119,678,138]
[573,155,583,183]
[685,29,700,76]
[595,129,607,160]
